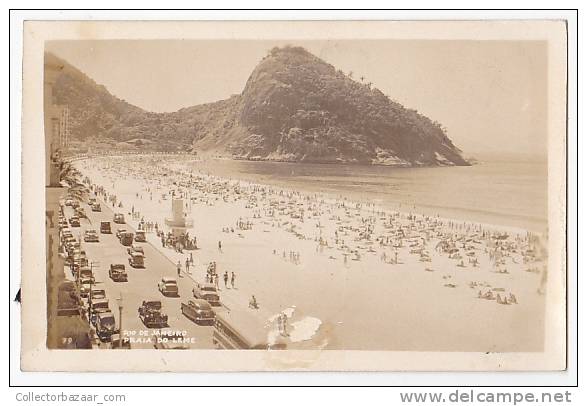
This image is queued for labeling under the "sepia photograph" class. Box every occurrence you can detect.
[17,18,569,373]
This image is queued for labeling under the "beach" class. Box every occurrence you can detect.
[74,153,548,352]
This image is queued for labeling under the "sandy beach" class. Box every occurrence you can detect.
[74,153,548,352]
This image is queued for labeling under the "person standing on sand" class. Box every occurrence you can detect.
[218,240,222,252]
[185,258,190,274]
[223,271,229,288]
[231,272,236,288]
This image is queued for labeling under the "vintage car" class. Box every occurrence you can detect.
[78,266,94,282]
[113,213,125,224]
[75,207,86,218]
[158,277,179,297]
[120,232,134,247]
[88,197,97,205]
[127,244,145,256]
[134,230,147,242]
[95,311,118,342]
[90,298,110,323]
[91,203,101,212]
[115,228,127,239]
[110,333,131,349]
[153,330,190,350]
[83,229,99,243]
[62,233,75,246]
[66,242,81,258]
[68,216,80,227]
[192,282,221,306]
[109,264,128,282]
[128,252,145,268]
[138,300,168,328]
[181,299,215,325]
[90,287,106,302]
[79,278,93,298]
[100,221,112,234]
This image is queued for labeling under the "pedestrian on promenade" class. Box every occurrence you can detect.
[249,295,258,309]
[218,240,222,252]
[223,271,228,288]
[185,258,190,274]
[190,252,194,265]
[177,260,182,277]
[231,272,236,289]
[214,274,220,290]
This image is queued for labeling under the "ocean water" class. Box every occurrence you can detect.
[194,159,548,233]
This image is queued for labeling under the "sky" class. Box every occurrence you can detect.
[46,40,547,158]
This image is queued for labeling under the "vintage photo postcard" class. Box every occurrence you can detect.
[19,19,568,371]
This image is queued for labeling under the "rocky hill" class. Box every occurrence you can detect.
[49,47,469,166]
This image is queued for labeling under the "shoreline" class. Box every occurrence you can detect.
[181,157,547,236]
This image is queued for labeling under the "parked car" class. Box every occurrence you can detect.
[128,252,145,268]
[90,298,110,324]
[181,299,215,325]
[69,216,80,227]
[79,278,93,298]
[113,213,125,224]
[192,282,221,306]
[78,266,94,282]
[127,244,145,256]
[62,234,75,246]
[115,228,127,239]
[119,232,134,246]
[83,229,99,243]
[91,203,101,212]
[109,264,128,282]
[158,277,179,297]
[100,221,112,234]
[95,311,118,342]
[89,287,106,302]
[138,300,168,328]
[134,230,146,242]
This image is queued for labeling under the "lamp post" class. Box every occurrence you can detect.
[116,293,123,349]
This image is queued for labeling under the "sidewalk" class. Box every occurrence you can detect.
[106,198,263,316]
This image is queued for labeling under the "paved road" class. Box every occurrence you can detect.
[63,198,216,349]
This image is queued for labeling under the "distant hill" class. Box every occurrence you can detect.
[48,47,469,166]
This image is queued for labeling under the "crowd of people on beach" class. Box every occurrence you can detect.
[78,154,549,315]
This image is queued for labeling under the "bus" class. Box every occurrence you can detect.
[213,309,287,350]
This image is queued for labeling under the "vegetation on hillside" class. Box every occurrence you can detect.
[49,47,468,166]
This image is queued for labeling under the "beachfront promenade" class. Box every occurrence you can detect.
[63,200,217,349]
[72,154,548,351]
[64,182,293,350]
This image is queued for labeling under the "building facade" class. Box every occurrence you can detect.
[44,54,67,348]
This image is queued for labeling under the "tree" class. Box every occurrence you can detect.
[60,161,89,204]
